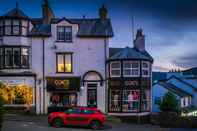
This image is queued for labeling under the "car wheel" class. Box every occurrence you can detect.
[90,120,101,130]
[52,118,63,128]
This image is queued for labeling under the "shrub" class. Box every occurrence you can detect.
[0,95,4,131]
[159,92,180,112]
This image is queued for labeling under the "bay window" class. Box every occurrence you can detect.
[142,61,150,77]
[0,47,29,69]
[109,90,121,112]
[57,26,72,42]
[0,19,28,36]
[56,53,72,73]
[110,61,121,77]
[123,61,139,77]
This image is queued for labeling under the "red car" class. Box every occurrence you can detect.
[48,107,106,129]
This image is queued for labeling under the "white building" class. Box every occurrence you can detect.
[0,1,113,114]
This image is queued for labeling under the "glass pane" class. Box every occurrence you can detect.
[132,69,139,76]
[22,27,27,35]
[21,48,29,67]
[142,70,149,76]
[109,90,121,112]
[5,20,11,25]
[123,69,131,76]
[65,54,72,72]
[123,62,131,68]
[57,27,65,41]
[132,62,139,68]
[111,62,120,68]
[122,90,140,112]
[111,70,120,76]
[13,48,20,67]
[57,54,64,72]
[13,26,20,35]
[13,20,20,26]
[5,26,11,35]
[5,48,12,67]
[142,62,149,68]
[22,20,28,27]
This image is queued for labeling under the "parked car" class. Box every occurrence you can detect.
[48,107,106,129]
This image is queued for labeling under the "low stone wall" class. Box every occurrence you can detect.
[150,112,197,128]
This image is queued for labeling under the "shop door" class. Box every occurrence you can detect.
[87,83,97,107]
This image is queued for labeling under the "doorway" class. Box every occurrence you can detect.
[87,83,97,107]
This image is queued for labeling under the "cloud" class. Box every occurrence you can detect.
[172,53,197,68]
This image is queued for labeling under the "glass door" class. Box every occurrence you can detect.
[87,83,97,107]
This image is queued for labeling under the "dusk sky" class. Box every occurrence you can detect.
[0,0,197,71]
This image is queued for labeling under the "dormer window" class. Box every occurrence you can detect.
[57,26,72,42]
[5,20,11,35]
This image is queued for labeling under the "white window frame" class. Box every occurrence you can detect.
[110,61,121,77]
[142,61,150,77]
[123,61,140,77]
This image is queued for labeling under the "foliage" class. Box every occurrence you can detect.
[0,82,5,130]
[159,92,180,112]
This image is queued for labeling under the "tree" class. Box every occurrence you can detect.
[159,92,180,112]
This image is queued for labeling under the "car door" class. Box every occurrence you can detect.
[78,109,93,125]
[66,108,82,125]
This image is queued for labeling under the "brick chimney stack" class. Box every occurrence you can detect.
[42,0,55,24]
[134,29,145,51]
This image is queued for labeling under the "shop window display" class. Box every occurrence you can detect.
[50,93,77,107]
[141,89,150,111]
[0,84,33,105]
[122,90,140,112]
[109,90,121,112]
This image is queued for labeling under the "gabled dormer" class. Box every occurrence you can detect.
[0,2,29,37]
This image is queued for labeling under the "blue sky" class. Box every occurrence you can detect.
[0,0,197,71]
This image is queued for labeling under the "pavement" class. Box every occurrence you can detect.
[2,114,197,131]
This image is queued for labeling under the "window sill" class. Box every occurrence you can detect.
[56,71,73,74]
[55,40,73,43]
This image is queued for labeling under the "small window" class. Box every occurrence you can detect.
[142,61,150,77]
[57,53,72,73]
[57,26,72,42]
[65,108,81,114]
[5,20,11,35]
[110,61,121,77]
[123,61,139,77]
[0,21,3,36]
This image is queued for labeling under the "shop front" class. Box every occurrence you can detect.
[46,77,80,113]
[108,78,151,115]
[0,75,36,113]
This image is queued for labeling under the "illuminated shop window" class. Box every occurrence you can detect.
[141,89,150,111]
[0,84,33,105]
[57,53,72,73]
[109,90,121,112]
[122,90,140,112]
[110,61,121,77]
[123,61,140,77]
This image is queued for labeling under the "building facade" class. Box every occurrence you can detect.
[107,29,153,116]
[0,1,113,114]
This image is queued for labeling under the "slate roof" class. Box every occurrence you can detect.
[108,47,153,62]
[0,8,29,19]
[183,67,197,76]
[29,18,114,37]
[158,82,192,97]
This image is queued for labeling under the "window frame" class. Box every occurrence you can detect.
[57,26,72,42]
[0,46,30,69]
[110,61,121,77]
[0,19,28,36]
[56,53,73,73]
[142,61,150,77]
[123,61,140,77]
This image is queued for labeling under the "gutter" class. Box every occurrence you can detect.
[42,38,45,114]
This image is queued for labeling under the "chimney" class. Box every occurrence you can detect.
[99,4,108,20]
[134,28,145,51]
[42,0,55,24]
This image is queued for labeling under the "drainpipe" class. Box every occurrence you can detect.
[104,31,108,114]
[42,38,45,114]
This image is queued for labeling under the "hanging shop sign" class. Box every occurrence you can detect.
[46,77,81,91]
[0,79,25,86]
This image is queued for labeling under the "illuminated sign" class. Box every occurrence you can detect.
[54,80,69,89]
